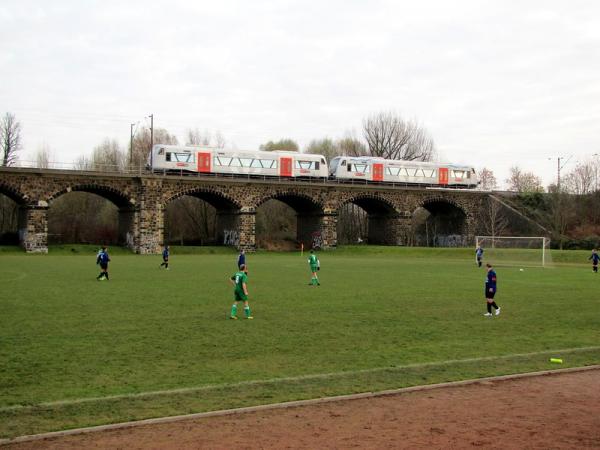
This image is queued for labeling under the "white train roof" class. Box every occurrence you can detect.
[331,155,473,169]
[153,145,325,160]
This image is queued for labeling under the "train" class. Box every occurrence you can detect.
[149,145,479,188]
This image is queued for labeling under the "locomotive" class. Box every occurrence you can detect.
[149,145,478,188]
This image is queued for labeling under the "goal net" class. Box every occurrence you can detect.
[475,236,553,268]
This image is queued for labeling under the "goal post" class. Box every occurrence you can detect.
[475,236,552,268]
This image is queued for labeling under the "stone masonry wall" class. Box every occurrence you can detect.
[0,168,490,254]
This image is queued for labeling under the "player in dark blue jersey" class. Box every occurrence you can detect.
[475,246,484,268]
[96,246,110,281]
[483,263,500,316]
[589,249,599,273]
[237,249,246,270]
[160,245,170,270]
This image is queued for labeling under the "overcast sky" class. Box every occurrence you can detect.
[2,0,600,187]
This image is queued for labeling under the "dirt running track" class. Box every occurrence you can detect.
[4,368,600,449]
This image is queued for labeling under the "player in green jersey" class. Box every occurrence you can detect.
[307,249,320,286]
[229,264,253,319]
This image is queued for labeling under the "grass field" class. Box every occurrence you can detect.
[1,246,599,438]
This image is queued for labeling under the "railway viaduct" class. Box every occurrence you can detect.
[0,167,491,253]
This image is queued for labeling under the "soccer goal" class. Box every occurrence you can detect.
[475,236,553,268]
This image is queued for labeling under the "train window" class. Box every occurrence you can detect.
[341,160,347,166]
[354,163,369,173]
[240,158,252,167]
[250,159,262,168]
[315,162,320,170]
[295,161,313,170]
[467,171,471,179]
[158,148,164,155]
[229,158,241,167]
[166,153,172,162]
[347,163,352,171]
[387,167,400,176]
[453,170,464,178]
[217,157,232,166]
[321,158,326,164]
[261,159,276,169]
[174,153,194,163]
[424,169,435,178]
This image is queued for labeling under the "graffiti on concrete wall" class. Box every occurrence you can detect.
[223,229,240,247]
[311,231,323,249]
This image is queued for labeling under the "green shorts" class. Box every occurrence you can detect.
[310,265,318,273]
[234,290,248,302]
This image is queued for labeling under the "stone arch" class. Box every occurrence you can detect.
[165,186,242,211]
[165,187,242,247]
[0,182,29,247]
[414,196,468,247]
[0,181,28,205]
[256,191,325,249]
[48,184,133,208]
[338,193,400,245]
[47,184,135,247]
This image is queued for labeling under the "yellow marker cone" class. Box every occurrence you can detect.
[550,358,563,364]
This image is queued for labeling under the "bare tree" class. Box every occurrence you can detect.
[185,129,226,148]
[0,194,19,243]
[305,138,338,160]
[483,197,509,238]
[260,139,299,151]
[563,161,595,195]
[477,167,498,190]
[131,128,178,169]
[1,113,22,166]
[505,166,544,193]
[337,203,368,244]
[362,112,435,161]
[186,128,211,146]
[547,191,576,250]
[337,133,368,157]
[35,143,53,169]
[91,139,127,172]
[74,155,92,171]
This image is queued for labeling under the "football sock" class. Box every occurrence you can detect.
[104,272,109,280]
[244,306,251,318]
[487,303,492,313]
[491,301,498,309]
[231,304,237,317]
[165,263,168,269]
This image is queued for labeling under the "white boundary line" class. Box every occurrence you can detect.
[1,364,599,447]
[2,345,599,413]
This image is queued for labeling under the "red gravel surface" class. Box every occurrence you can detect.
[4,368,600,449]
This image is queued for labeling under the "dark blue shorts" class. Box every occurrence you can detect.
[486,288,496,299]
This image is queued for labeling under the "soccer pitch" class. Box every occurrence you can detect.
[1,246,599,438]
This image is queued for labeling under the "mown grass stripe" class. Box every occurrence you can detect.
[2,345,598,413]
